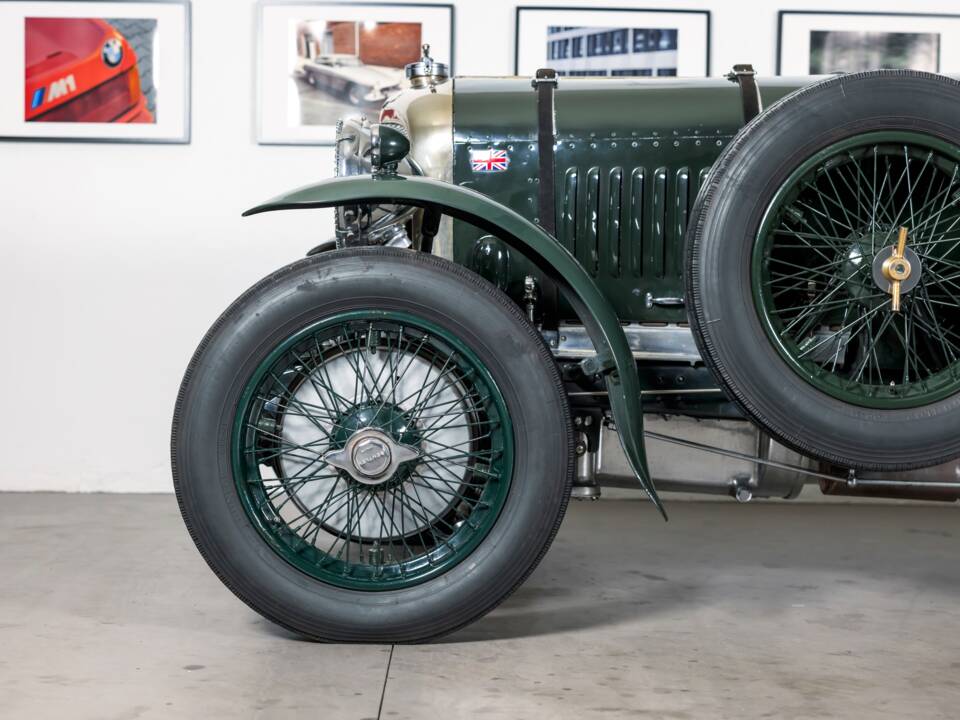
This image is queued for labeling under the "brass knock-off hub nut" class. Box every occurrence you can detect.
[871,228,922,312]
[882,255,912,282]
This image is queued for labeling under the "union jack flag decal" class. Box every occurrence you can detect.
[470,148,510,173]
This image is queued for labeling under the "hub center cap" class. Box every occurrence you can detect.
[352,436,392,478]
[322,427,421,486]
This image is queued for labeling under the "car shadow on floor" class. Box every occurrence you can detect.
[446,589,695,643]
[442,563,702,643]
[441,499,960,643]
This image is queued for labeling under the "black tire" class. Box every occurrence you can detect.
[686,70,960,471]
[172,248,573,642]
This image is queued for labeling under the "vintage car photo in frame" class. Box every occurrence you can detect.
[173,43,960,641]
[256,0,453,144]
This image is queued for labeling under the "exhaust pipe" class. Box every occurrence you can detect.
[819,463,960,502]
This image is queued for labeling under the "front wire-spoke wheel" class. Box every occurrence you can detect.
[234,312,513,590]
[173,249,573,642]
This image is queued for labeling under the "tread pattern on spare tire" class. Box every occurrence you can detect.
[171,247,574,642]
[685,69,960,471]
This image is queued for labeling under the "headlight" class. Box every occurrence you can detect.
[370,123,410,173]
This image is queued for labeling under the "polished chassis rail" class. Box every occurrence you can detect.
[547,325,960,502]
[543,322,701,363]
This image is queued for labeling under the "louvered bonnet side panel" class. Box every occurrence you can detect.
[451,76,807,322]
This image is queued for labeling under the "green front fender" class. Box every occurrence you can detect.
[244,174,665,518]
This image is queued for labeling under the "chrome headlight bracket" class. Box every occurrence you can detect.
[333,117,417,248]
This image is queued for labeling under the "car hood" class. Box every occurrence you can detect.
[311,62,403,86]
[26,18,111,75]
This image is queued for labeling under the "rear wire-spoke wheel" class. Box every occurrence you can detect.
[687,70,960,470]
[235,312,513,590]
[173,249,573,642]
[755,133,960,408]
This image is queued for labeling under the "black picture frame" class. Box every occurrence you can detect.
[256,0,455,146]
[1,0,192,144]
[514,5,711,77]
[776,10,960,75]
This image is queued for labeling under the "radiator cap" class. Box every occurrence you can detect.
[405,44,449,87]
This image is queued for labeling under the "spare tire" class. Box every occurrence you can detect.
[686,70,960,471]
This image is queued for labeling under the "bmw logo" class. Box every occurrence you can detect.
[102,37,124,67]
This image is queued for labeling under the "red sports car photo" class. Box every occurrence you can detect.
[25,18,154,123]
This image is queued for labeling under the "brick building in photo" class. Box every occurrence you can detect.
[312,20,421,68]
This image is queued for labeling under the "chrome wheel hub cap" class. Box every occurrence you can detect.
[352,436,392,478]
[323,428,420,486]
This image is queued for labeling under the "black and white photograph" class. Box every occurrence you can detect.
[515,7,709,76]
[809,30,939,73]
[257,1,452,144]
[779,11,960,75]
[545,25,678,77]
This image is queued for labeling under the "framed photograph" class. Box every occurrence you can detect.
[514,6,710,78]
[257,1,454,145]
[0,0,190,143]
[777,11,960,75]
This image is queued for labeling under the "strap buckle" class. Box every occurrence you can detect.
[532,67,559,88]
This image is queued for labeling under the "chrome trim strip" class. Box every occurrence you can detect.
[544,323,701,363]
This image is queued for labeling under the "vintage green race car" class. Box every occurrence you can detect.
[172,47,960,642]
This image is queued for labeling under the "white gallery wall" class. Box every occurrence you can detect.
[2,0,959,492]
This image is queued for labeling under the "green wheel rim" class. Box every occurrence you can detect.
[753,131,960,408]
[232,310,514,591]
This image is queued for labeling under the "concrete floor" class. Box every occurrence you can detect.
[1,493,959,719]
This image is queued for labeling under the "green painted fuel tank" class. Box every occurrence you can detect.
[451,75,817,322]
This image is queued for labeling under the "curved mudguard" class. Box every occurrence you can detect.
[244,174,665,518]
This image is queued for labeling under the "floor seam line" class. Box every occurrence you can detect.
[376,644,395,720]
